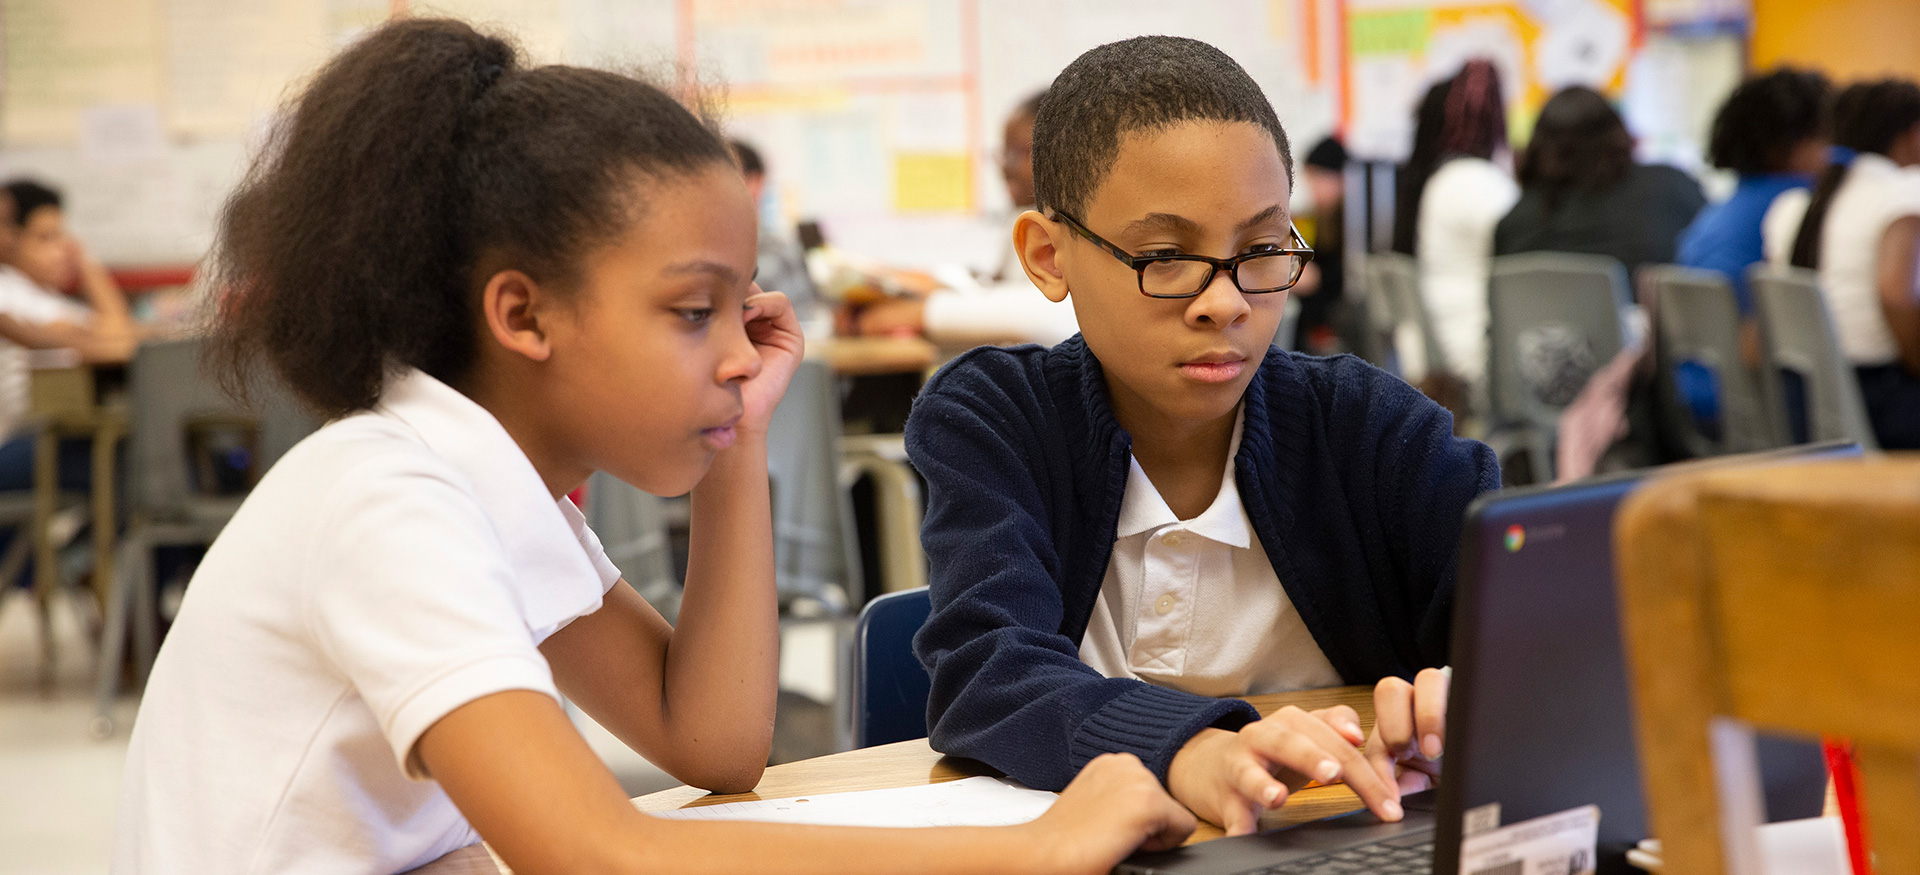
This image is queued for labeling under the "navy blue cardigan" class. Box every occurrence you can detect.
[904,337,1499,792]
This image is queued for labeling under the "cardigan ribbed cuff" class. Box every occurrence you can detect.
[1067,684,1262,785]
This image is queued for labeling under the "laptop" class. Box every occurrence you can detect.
[1115,444,1856,875]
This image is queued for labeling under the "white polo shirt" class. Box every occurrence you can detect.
[1762,153,1920,365]
[0,264,93,441]
[114,369,624,874]
[1080,413,1342,698]
[1418,157,1520,384]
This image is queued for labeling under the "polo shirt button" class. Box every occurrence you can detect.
[1154,593,1177,615]
[1160,532,1183,547]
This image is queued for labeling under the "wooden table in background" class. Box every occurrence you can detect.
[417,686,1377,874]
[820,335,937,377]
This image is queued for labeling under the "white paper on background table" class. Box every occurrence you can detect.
[646,776,1058,828]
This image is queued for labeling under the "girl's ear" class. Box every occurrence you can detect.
[1013,210,1072,303]
[481,269,554,362]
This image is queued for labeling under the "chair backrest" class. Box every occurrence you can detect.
[1487,253,1631,431]
[126,337,317,519]
[1273,294,1302,352]
[1363,251,1445,377]
[850,586,932,749]
[582,471,679,611]
[765,357,861,605]
[1616,458,1920,874]
[1748,264,1879,450]
[1644,265,1785,456]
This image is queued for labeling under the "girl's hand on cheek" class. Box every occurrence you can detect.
[738,287,804,434]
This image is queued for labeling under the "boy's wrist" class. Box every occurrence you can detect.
[1167,727,1233,813]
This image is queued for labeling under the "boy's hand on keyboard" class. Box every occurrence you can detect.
[1035,752,1196,875]
[1168,705,1403,838]
[1365,669,1449,795]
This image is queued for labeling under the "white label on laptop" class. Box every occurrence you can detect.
[1463,802,1501,837]
[1458,804,1598,875]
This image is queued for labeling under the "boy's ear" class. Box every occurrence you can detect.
[481,269,555,363]
[1013,210,1072,303]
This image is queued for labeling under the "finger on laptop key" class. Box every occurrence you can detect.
[1413,667,1449,760]
[1249,707,1403,822]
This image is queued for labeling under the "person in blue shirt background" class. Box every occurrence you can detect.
[1673,68,1832,440]
[1678,68,1832,315]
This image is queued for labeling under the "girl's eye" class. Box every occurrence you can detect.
[1242,243,1283,255]
[676,308,715,325]
[1138,247,1182,259]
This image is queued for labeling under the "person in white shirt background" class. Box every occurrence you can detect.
[0,180,142,496]
[1762,78,1920,449]
[846,92,1083,349]
[1392,60,1518,399]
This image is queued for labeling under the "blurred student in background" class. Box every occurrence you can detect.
[1394,60,1516,390]
[1765,79,1920,449]
[730,140,822,324]
[0,179,140,491]
[1676,68,1832,314]
[1495,86,1704,278]
[1289,137,1348,355]
[846,93,1081,348]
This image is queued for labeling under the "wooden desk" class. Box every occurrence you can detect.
[819,335,936,377]
[25,366,124,620]
[634,685,1375,843]
[414,686,1377,875]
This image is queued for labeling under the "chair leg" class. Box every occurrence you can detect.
[91,535,144,737]
[132,541,158,683]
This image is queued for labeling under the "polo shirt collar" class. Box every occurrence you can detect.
[1114,408,1253,549]
[374,368,604,634]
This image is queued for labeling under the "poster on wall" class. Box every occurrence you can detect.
[1343,0,1639,160]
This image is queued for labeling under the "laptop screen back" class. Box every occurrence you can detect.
[1433,445,1856,874]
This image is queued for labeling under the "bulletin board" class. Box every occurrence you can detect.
[0,0,1343,270]
[1342,0,1641,160]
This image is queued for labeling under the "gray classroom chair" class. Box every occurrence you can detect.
[1363,251,1447,379]
[1644,265,1785,457]
[1748,264,1879,450]
[1486,253,1632,484]
[582,471,681,617]
[765,358,863,608]
[1273,294,1303,353]
[93,338,318,735]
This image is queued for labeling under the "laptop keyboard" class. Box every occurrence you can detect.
[1229,837,1434,875]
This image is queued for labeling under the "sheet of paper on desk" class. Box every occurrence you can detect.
[647,777,1058,828]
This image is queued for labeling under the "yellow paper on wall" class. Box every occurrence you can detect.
[893,153,971,212]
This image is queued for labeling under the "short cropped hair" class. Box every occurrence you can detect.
[730,139,765,177]
[1031,36,1292,218]
[1707,68,1830,175]
[3,179,61,227]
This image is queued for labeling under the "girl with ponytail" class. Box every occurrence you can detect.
[1766,79,1920,448]
[1400,59,1519,389]
[114,18,1190,874]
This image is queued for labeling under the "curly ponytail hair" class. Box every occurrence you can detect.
[208,18,732,417]
[1789,79,1920,270]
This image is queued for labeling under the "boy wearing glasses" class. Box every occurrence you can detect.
[905,37,1499,837]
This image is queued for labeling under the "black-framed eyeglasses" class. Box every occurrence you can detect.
[1051,210,1314,299]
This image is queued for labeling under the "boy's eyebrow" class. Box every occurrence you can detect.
[661,259,741,283]
[1120,212,1202,238]
[1234,204,1288,232]
[1119,204,1290,238]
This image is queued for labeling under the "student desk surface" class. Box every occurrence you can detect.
[820,335,936,376]
[416,686,1376,874]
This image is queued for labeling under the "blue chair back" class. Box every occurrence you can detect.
[851,587,932,748]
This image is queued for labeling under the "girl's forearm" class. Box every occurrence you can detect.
[659,431,782,788]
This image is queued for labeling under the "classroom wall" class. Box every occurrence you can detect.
[0,0,1341,273]
[1751,0,1920,83]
